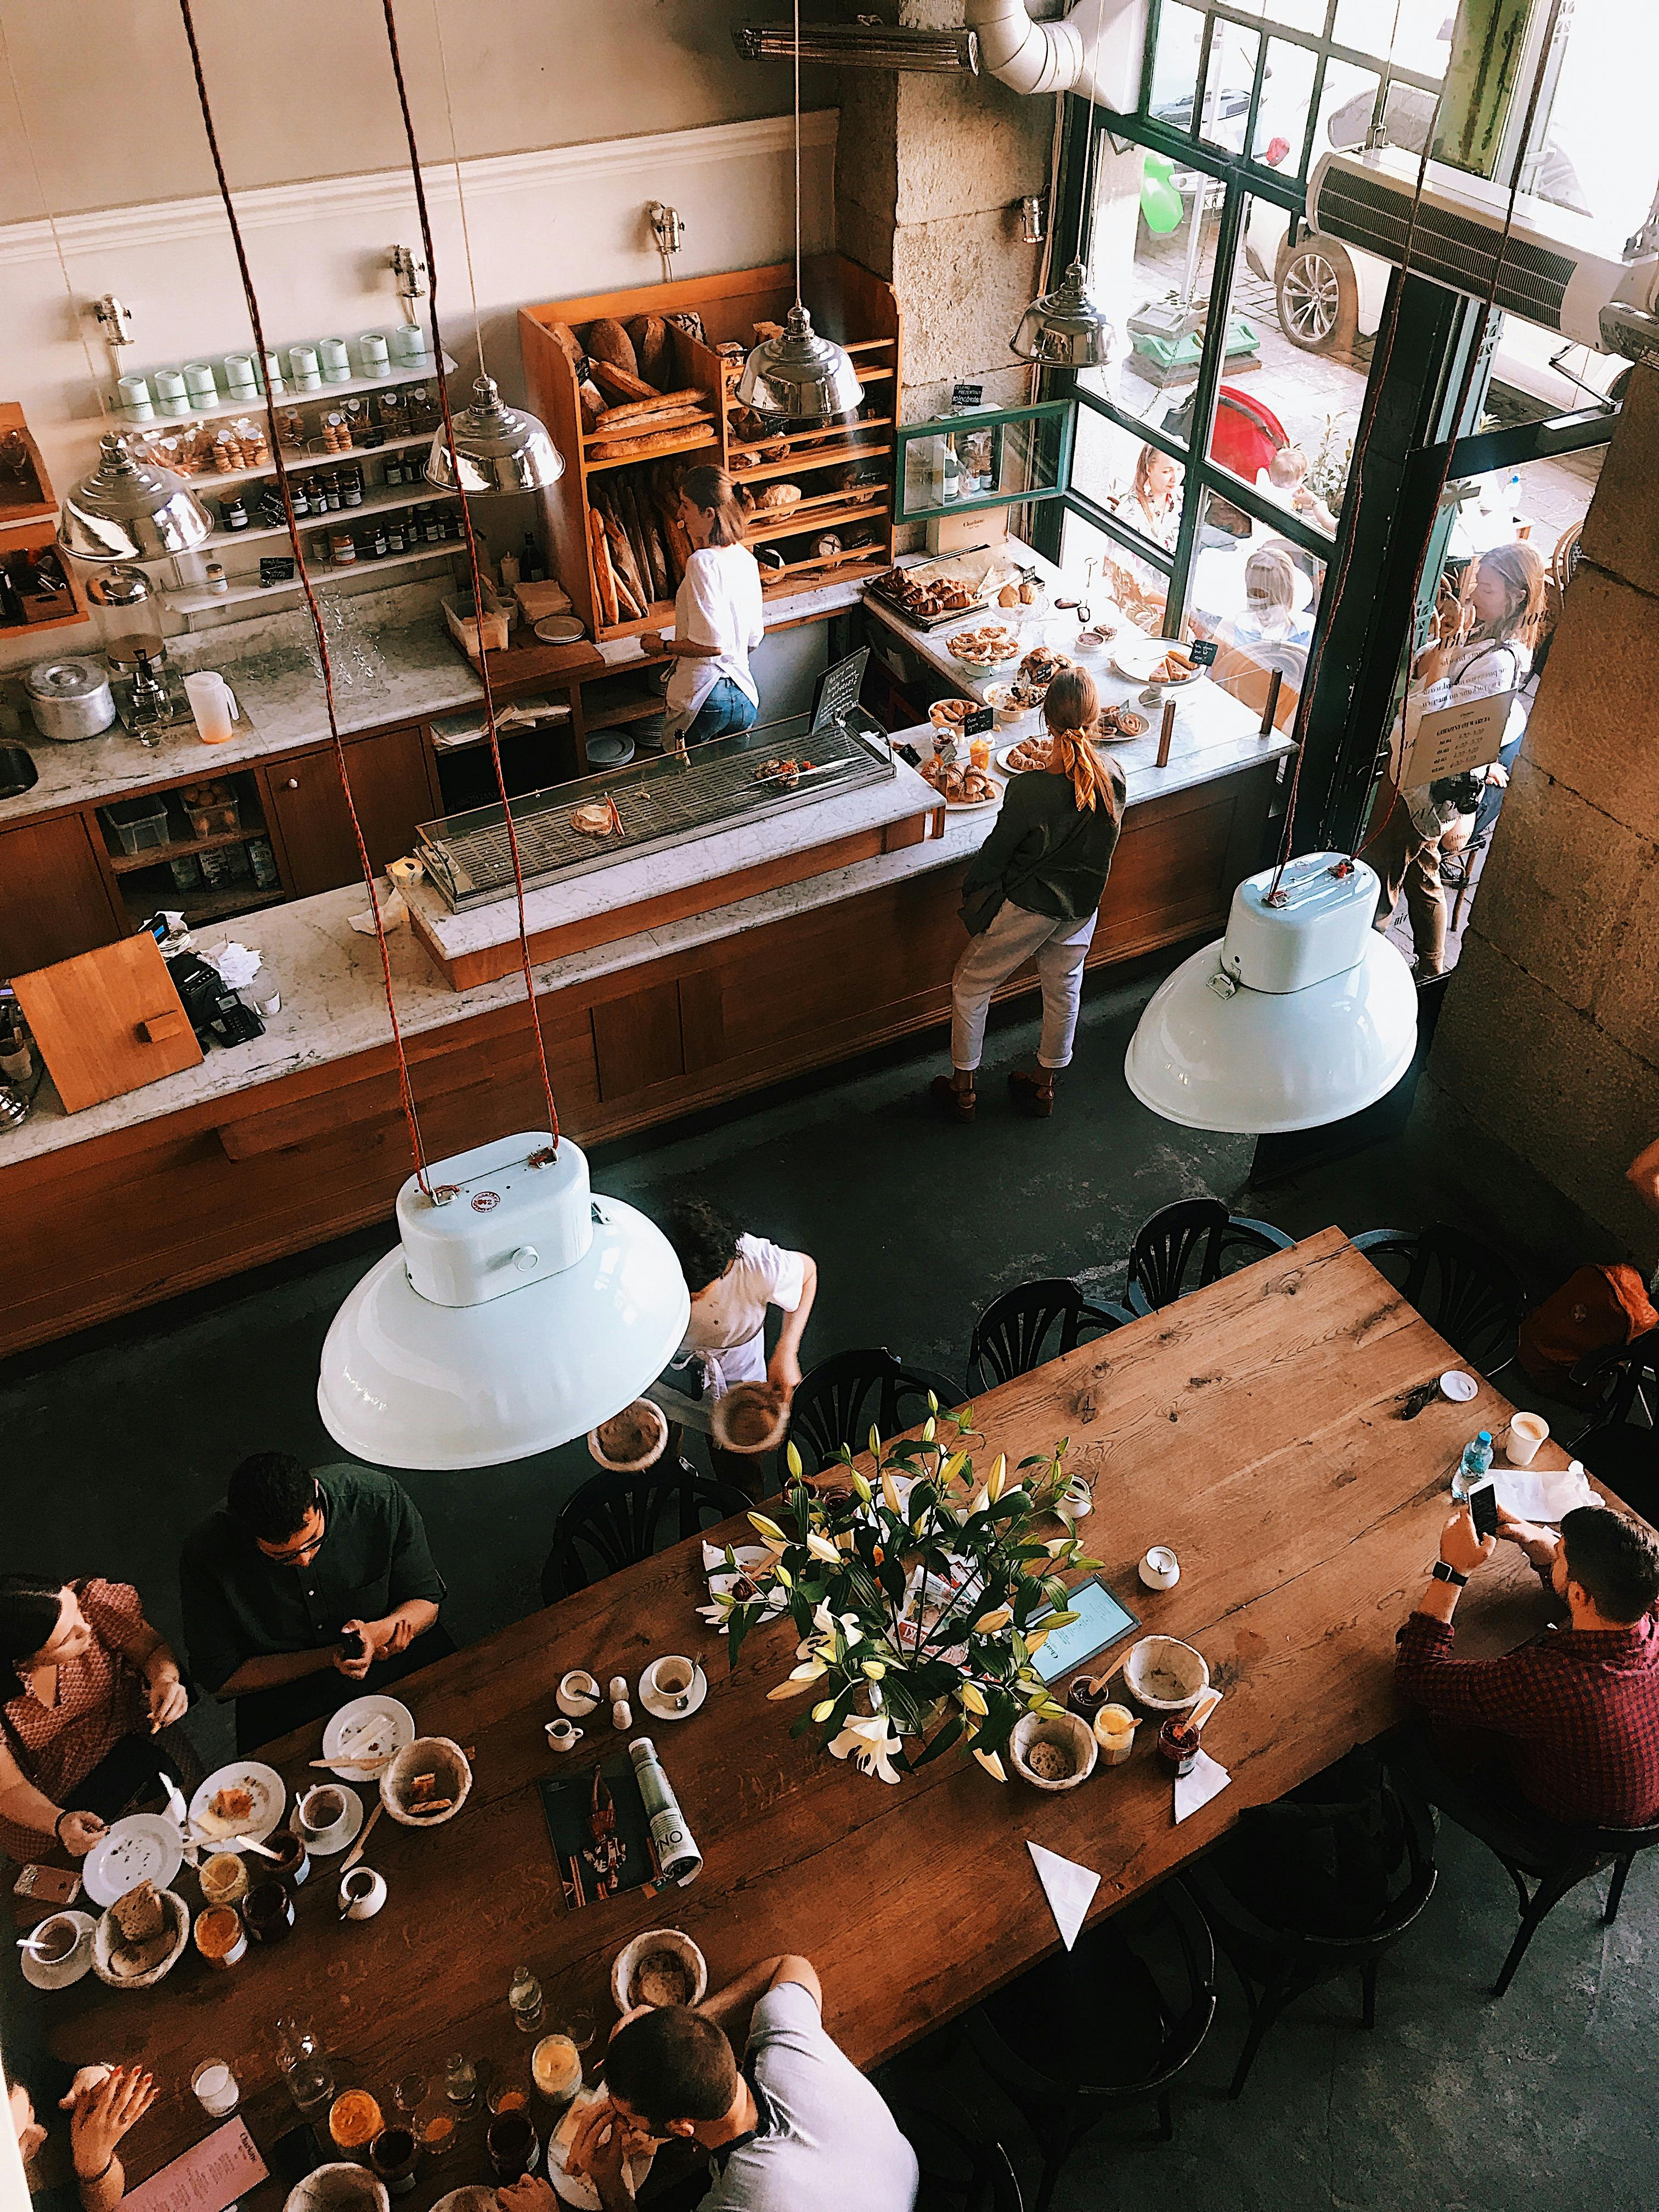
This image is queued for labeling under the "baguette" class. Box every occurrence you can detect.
[592,387,706,425]
[583,319,638,379]
[589,508,619,628]
[588,356,658,405]
[601,504,647,612]
[589,426,718,463]
[611,486,653,614]
[548,322,587,379]
[582,407,709,446]
[578,380,607,433]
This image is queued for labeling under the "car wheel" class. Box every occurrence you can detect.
[1274,233,1359,354]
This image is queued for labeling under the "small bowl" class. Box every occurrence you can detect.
[1008,1709,1098,1792]
[381,1737,472,1829]
[1123,1635,1209,1717]
[91,1888,190,1990]
[611,1928,709,2014]
[284,2165,391,2212]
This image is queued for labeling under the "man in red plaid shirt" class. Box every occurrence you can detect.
[1395,1501,1659,1829]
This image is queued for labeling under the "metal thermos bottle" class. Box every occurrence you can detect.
[629,1737,702,1887]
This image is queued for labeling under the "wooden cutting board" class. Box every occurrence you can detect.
[12,934,202,1113]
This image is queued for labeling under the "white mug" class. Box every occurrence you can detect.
[651,1656,697,1712]
[298,1785,348,1839]
[183,670,241,745]
[545,1718,582,1753]
[1507,1412,1549,1468]
[558,1669,602,1716]
[338,1866,386,1921]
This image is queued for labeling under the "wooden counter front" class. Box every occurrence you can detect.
[0,764,1273,1358]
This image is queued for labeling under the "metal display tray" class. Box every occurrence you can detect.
[415,704,896,912]
[862,547,1034,631]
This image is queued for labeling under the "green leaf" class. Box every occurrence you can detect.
[911,1714,963,1767]
[727,1604,757,1672]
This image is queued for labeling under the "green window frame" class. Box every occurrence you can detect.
[894,398,1076,526]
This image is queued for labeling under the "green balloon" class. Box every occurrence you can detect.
[1141,154,1184,235]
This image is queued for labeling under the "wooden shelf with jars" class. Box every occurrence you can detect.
[0,402,61,531]
[520,256,901,647]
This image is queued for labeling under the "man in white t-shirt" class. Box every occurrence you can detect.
[648,1198,817,1483]
[546,1953,918,2212]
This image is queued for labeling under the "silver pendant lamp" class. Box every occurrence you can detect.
[736,0,863,421]
[58,433,214,563]
[424,373,563,495]
[1010,0,1118,371]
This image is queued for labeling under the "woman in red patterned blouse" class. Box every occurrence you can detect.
[0,1577,189,1867]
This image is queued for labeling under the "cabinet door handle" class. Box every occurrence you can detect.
[285,777,300,789]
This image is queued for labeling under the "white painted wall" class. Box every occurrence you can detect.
[0,110,837,673]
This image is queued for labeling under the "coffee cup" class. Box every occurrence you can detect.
[545,1718,583,1753]
[1507,1412,1549,1468]
[298,1785,348,1840]
[31,1915,81,1966]
[651,1656,697,1712]
[338,1866,387,1921]
[1139,1545,1181,1592]
[557,1669,602,1717]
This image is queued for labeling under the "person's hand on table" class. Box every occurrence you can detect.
[58,2067,114,2112]
[495,2179,558,2212]
[1497,1510,1559,1571]
[70,2066,156,2177]
[56,1809,107,1857]
[145,1667,188,1731]
[1440,1504,1496,1576]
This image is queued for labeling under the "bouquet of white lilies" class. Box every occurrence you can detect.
[708,1399,1098,1784]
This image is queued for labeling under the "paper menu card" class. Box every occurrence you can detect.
[120,2120,267,2212]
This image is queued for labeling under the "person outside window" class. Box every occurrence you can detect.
[935,670,1125,1123]
[644,466,765,749]
[1395,1500,1659,1831]
[1128,443,1181,550]
[179,1455,450,1754]
[0,1579,190,1869]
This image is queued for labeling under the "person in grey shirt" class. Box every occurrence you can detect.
[541,1952,918,2212]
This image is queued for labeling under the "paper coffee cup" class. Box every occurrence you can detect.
[1507,1412,1549,1468]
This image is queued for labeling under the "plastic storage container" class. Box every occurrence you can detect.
[182,782,241,840]
[103,795,172,855]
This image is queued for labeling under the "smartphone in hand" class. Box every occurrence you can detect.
[1468,1477,1499,1543]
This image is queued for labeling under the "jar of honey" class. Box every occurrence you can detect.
[968,735,991,770]
[329,2089,384,2157]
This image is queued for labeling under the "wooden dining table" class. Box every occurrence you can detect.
[44,1226,1587,2204]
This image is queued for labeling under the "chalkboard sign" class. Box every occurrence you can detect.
[1186,637,1218,665]
[259,556,296,587]
[810,646,869,732]
[951,382,985,413]
[963,706,994,738]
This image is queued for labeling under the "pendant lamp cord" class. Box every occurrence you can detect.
[1077,0,1107,267]
[385,0,561,1150]
[427,1,490,390]
[1268,0,1563,901]
[175,0,436,1197]
[793,0,803,307]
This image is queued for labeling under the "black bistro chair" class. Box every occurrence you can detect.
[1570,1326,1659,1525]
[1181,1751,1437,2094]
[967,1278,1136,1394]
[540,1461,752,1605]
[1443,1795,1659,1997]
[885,2075,1026,2212]
[1125,1198,1295,1313]
[786,1347,964,1477]
[1352,1223,1527,1373]
[961,1886,1217,2212]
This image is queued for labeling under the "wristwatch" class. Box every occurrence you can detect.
[1431,1560,1469,1587]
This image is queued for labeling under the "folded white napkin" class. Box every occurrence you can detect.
[1174,1748,1231,1824]
[1028,1841,1100,1950]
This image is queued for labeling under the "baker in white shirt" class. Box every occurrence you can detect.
[650,1197,818,1474]
[645,465,766,750]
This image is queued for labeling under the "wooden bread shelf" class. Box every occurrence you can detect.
[521,256,901,647]
[582,687,667,730]
[744,495,890,544]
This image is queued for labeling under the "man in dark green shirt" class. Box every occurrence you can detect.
[179,1455,452,1753]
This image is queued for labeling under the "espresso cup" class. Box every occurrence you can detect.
[557,1669,601,1716]
[338,1866,387,1921]
[298,1785,347,1839]
[1507,1412,1549,1468]
[31,1915,81,1966]
[1139,1545,1181,1592]
[545,1718,582,1753]
[652,1656,696,1712]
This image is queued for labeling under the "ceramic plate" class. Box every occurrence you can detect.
[995,740,1052,776]
[189,1760,286,1846]
[322,1694,416,1779]
[638,1662,708,1723]
[288,1788,365,1858]
[82,1815,183,1909]
[21,1909,95,1990]
[533,616,586,644]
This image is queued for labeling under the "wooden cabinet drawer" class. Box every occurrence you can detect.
[261,726,436,899]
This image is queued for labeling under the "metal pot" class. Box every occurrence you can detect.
[25,656,115,741]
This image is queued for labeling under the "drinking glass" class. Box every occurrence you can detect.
[443,2053,479,2117]
[565,2006,597,2081]
[392,2073,427,2120]
[486,2108,538,2183]
[488,2073,531,2118]
[276,2018,335,2116]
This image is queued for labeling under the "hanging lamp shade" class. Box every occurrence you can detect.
[736,303,864,421]
[425,374,563,495]
[1009,259,1118,369]
[58,433,213,562]
[317,1133,689,1470]
[1124,855,1419,1134]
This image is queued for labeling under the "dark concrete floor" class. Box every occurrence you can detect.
[3,960,1649,2211]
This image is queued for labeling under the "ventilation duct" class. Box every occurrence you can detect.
[965,0,1148,110]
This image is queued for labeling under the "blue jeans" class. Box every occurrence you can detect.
[681,678,757,745]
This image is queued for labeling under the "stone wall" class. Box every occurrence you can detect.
[1413,362,1659,1277]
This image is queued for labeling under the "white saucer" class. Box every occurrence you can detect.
[638,1661,708,1723]
[21,1910,94,1990]
[82,1814,184,1909]
[289,1788,365,1858]
[323,1693,415,1779]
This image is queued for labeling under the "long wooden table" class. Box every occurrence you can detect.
[44,1227,1577,2199]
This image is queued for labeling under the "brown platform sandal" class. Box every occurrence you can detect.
[1008,1067,1056,1118]
[930,1074,976,1124]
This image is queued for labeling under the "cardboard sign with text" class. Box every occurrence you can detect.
[1393,682,1511,787]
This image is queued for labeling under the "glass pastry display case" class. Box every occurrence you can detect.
[896,398,1074,526]
[415,698,896,912]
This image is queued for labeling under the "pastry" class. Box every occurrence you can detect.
[210,1784,255,1825]
[998,584,1021,608]
[112,1880,165,1944]
[571,802,616,836]
[929,698,973,730]
[624,314,674,391]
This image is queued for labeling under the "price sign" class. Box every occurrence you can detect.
[1186,637,1218,665]
[810,646,869,731]
[258,556,296,587]
[1395,685,1511,785]
[951,382,985,413]
[963,706,995,738]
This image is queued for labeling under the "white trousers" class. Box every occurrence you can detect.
[950,901,1098,1073]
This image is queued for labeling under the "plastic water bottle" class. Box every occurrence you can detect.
[1453,1430,1493,1501]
